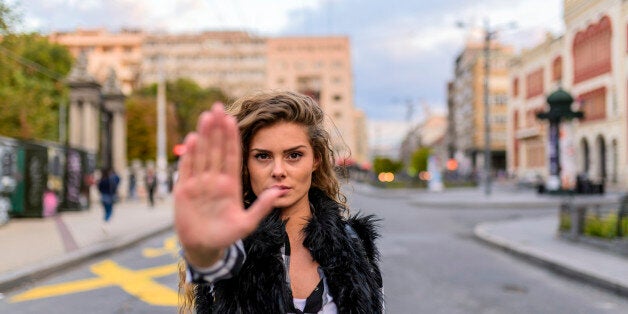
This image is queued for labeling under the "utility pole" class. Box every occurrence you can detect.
[483,18,494,196]
[157,56,168,196]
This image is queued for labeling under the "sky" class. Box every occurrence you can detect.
[9,0,565,152]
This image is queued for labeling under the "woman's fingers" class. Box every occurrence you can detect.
[241,188,286,233]
[224,114,241,178]
[176,133,197,182]
[208,103,226,174]
[194,111,212,174]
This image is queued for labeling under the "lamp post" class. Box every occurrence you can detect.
[156,56,168,196]
[457,18,516,196]
[482,18,495,196]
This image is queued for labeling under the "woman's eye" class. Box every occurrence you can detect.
[254,153,270,160]
[287,152,303,160]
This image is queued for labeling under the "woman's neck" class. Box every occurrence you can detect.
[281,197,312,242]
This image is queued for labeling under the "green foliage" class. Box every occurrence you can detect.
[126,79,228,162]
[125,95,181,163]
[372,157,403,174]
[167,78,228,139]
[410,147,431,174]
[0,0,19,35]
[0,33,72,141]
[582,212,628,239]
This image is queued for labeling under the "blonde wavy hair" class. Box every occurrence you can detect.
[178,90,347,313]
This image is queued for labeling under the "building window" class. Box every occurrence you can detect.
[512,77,519,97]
[579,87,606,121]
[333,94,342,102]
[573,15,612,84]
[552,56,562,82]
[526,68,544,99]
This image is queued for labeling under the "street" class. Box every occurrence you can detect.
[1,186,627,313]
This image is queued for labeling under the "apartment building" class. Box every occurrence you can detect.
[141,31,267,100]
[448,40,514,177]
[266,37,367,164]
[49,28,144,95]
[50,30,368,164]
[508,0,628,188]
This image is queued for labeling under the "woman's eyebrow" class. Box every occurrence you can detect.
[249,145,307,153]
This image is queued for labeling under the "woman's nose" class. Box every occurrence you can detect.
[271,160,286,178]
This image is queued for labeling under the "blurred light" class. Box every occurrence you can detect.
[378,172,395,182]
[446,159,458,171]
[419,171,431,181]
[173,144,187,156]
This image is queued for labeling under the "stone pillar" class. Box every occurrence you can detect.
[102,68,128,198]
[65,50,102,154]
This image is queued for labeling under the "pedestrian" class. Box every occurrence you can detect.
[97,167,120,225]
[128,171,137,200]
[145,168,157,207]
[175,91,383,313]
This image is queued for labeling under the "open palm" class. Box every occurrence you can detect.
[174,103,284,268]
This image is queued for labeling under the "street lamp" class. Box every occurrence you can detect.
[458,19,516,196]
[482,18,495,196]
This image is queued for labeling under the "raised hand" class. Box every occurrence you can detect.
[174,103,285,268]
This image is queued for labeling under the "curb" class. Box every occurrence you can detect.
[473,223,628,298]
[0,222,174,292]
[408,199,561,209]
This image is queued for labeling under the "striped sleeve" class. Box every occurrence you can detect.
[184,240,246,284]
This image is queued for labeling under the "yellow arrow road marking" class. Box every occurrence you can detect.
[10,260,179,306]
[143,235,179,258]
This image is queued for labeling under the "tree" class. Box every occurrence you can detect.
[0,0,18,35]
[409,147,431,176]
[0,33,72,141]
[167,79,228,140]
[126,95,180,163]
[126,80,227,163]
[372,157,403,174]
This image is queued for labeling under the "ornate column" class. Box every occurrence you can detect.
[65,51,102,154]
[102,68,127,178]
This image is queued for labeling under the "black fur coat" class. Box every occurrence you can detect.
[195,188,383,313]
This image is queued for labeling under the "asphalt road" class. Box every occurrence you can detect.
[1,187,628,313]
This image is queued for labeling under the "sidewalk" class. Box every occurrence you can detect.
[0,196,173,292]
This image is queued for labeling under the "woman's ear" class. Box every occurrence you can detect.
[313,156,321,172]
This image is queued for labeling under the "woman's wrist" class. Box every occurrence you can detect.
[183,248,225,270]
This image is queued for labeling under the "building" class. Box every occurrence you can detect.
[49,28,144,95]
[508,0,628,188]
[399,113,448,170]
[448,39,514,178]
[266,37,368,164]
[50,29,368,164]
[508,34,563,184]
[141,31,267,100]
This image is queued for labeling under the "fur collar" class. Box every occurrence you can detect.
[197,188,383,313]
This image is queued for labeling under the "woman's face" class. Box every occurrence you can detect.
[247,121,318,211]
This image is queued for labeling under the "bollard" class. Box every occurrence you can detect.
[617,194,628,237]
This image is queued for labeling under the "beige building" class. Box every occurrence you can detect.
[265,37,367,164]
[49,28,144,95]
[50,30,368,164]
[448,40,513,177]
[141,31,267,100]
[508,0,628,189]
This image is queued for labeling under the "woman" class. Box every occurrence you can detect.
[175,91,383,313]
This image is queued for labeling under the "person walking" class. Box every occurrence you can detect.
[97,167,120,226]
[175,91,383,313]
[145,168,157,207]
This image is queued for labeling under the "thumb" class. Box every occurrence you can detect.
[242,188,286,231]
